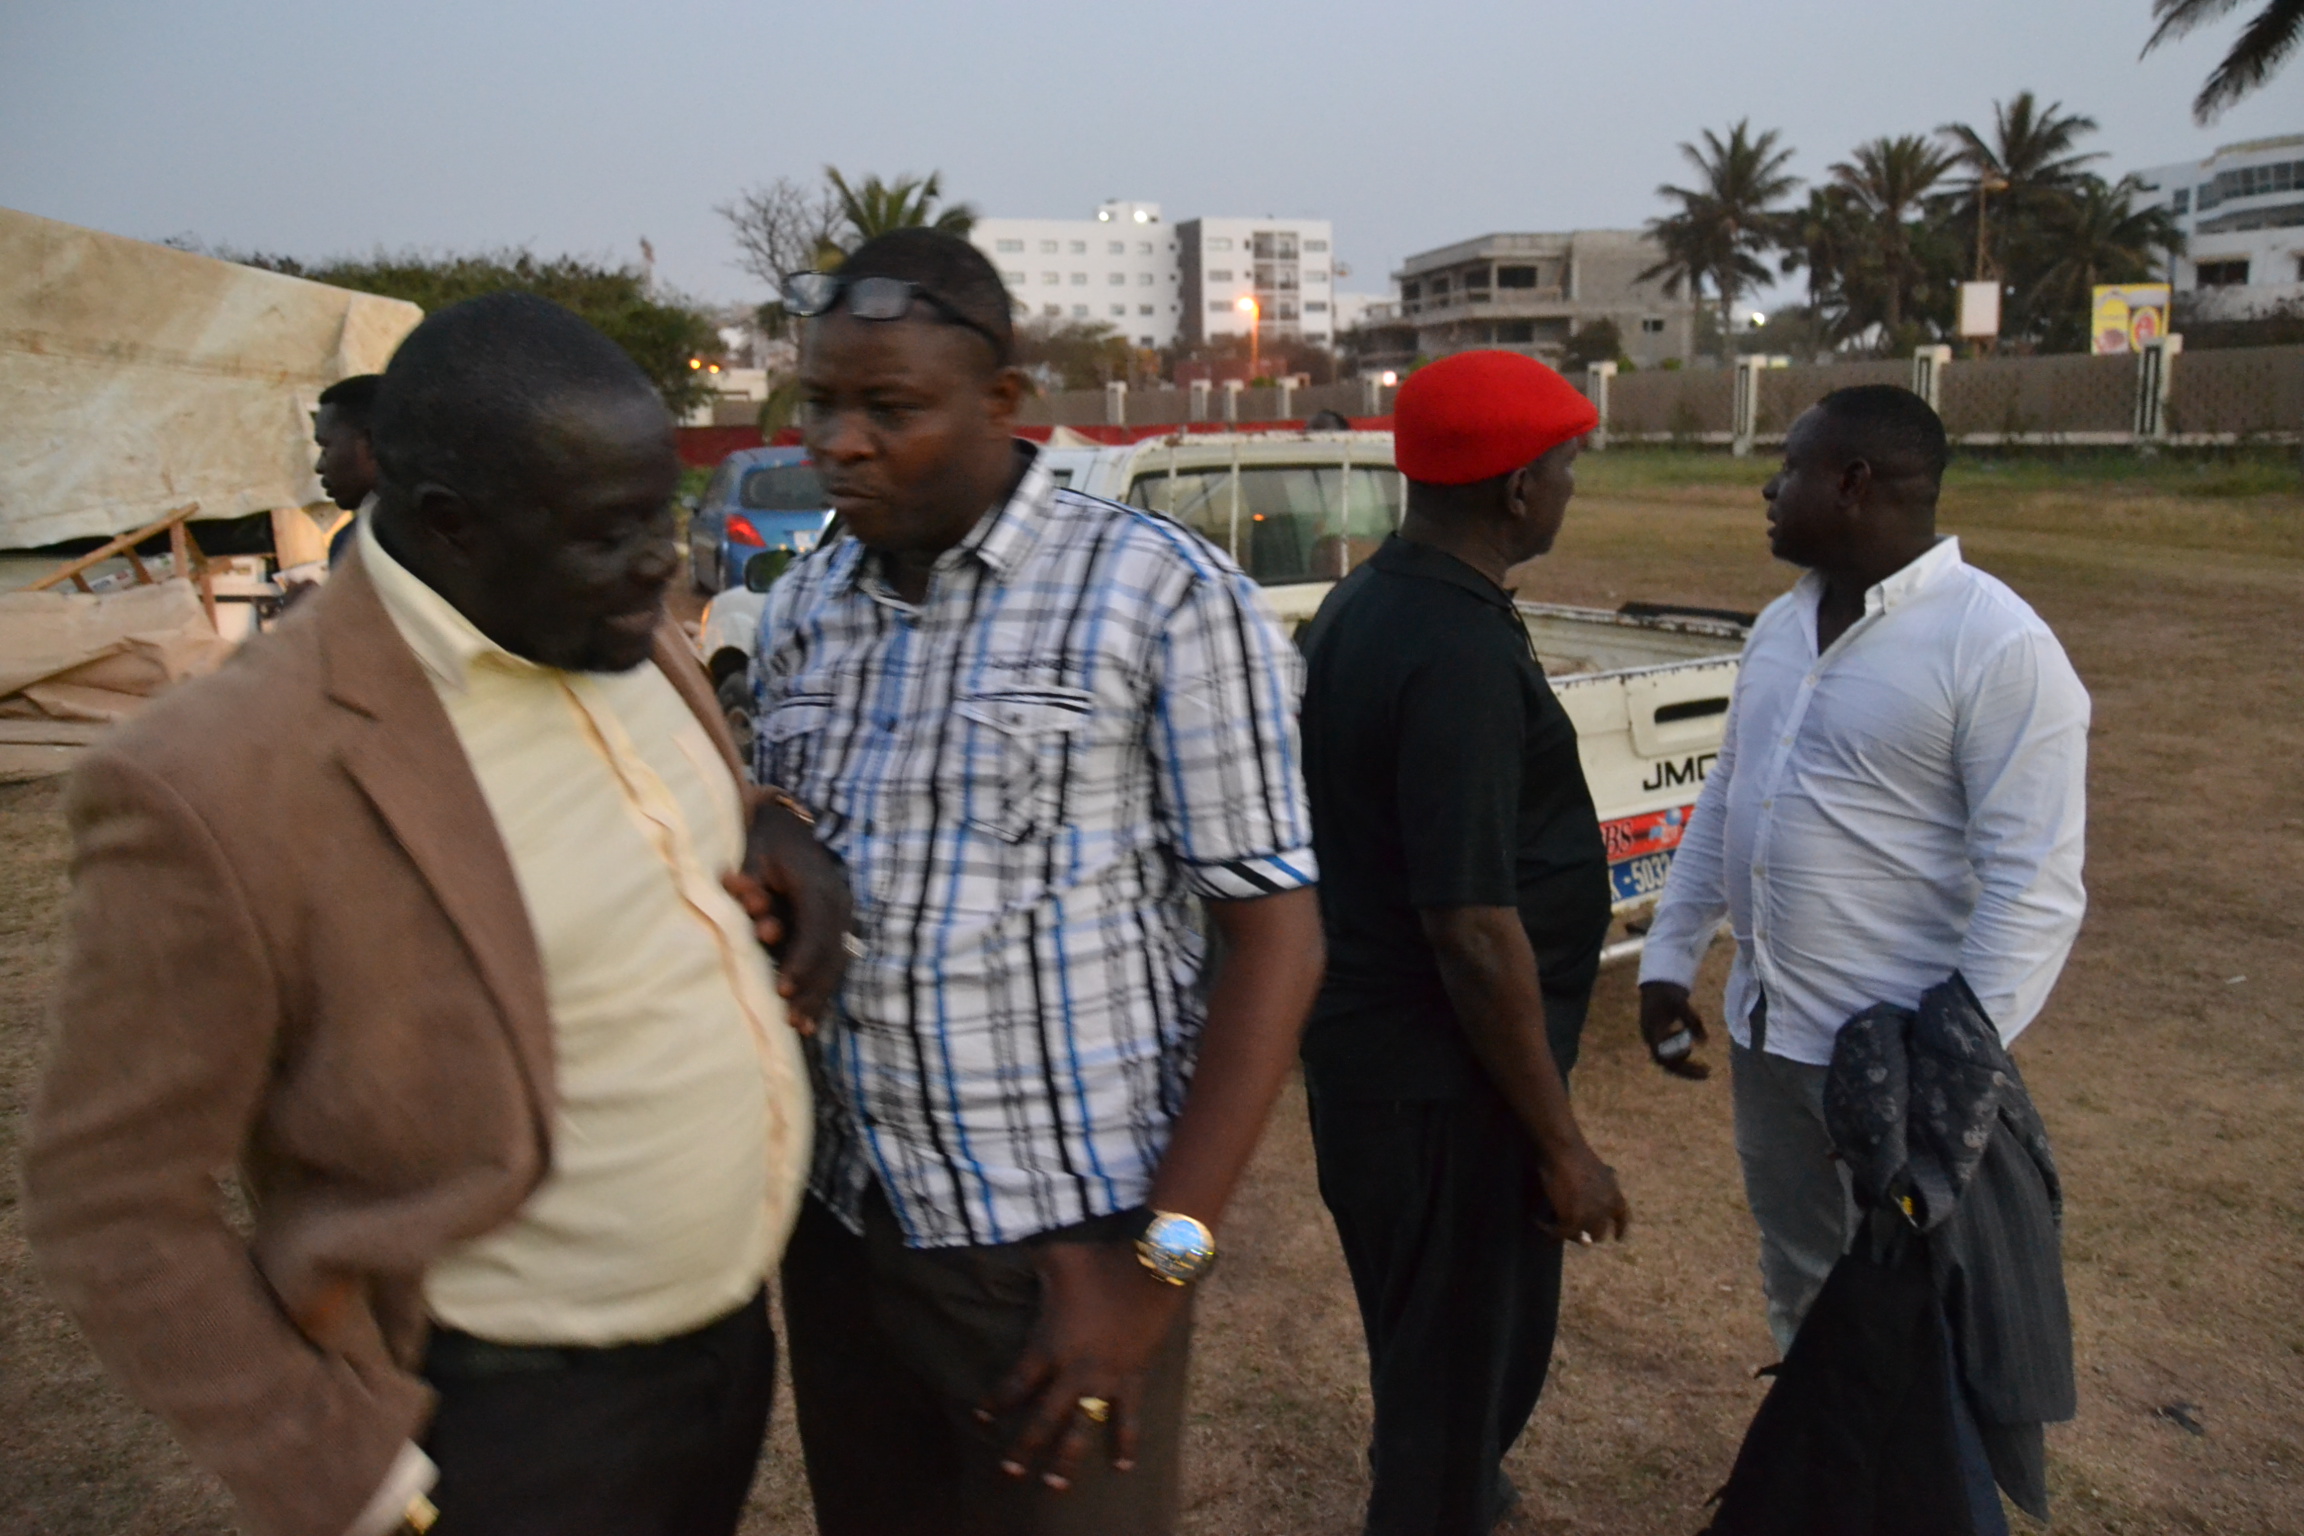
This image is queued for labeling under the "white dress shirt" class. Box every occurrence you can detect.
[1640,537,2089,1065]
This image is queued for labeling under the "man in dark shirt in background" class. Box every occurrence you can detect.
[1299,350,1630,1536]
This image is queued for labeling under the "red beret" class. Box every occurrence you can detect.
[1393,350,1599,486]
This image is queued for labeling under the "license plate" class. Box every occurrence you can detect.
[1603,804,1695,903]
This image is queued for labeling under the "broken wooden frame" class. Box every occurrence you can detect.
[27,502,218,632]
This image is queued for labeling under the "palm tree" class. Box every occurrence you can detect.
[2029,176,2187,348]
[2144,0,2302,122]
[1938,92,2103,280]
[823,169,977,257]
[1640,120,1800,359]
[1829,135,1961,334]
[1776,186,1867,349]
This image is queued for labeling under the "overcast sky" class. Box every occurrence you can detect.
[2,0,2294,312]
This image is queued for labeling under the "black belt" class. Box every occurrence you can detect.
[423,1286,765,1381]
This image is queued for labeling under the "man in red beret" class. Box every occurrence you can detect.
[1298,350,1629,1534]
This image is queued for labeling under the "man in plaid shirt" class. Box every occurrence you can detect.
[754,229,1325,1536]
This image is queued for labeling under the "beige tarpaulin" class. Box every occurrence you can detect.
[0,206,423,551]
[0,579,233,720]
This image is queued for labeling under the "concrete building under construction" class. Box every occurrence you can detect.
[1391,230,1698,369]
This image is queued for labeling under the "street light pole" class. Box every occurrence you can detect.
[1973,175,2009,281]
[1236,295,1260,385]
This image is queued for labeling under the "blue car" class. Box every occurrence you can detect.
[686,446,835,593]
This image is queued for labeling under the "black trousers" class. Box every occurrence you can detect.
[1308,991,1588,1536]
[420,1288,775,1536]
[781,1188,1194,1536]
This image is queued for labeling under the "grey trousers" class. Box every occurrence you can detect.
[1730,1036,1859,1355]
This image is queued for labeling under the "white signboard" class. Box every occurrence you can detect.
[1957,281,2002,339]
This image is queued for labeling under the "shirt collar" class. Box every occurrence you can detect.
[1866,534,1962,616]
[847,440,1052,597]
[358,513,537,693]
[1369,533,1514,612]
[1794,534,1964,628]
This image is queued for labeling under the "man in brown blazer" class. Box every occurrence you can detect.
[24,294,849,1536]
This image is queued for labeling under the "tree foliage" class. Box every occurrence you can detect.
[825,168,976,247]
[1640,120,1801,360]
[208,246,723,413]
[717,167,976,336]
[2144,0,2302,122]
[1662,93,2186,357]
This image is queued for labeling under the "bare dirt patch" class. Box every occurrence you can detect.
[3,467,2299,1534]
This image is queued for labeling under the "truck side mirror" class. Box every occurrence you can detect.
[743,549,793,592]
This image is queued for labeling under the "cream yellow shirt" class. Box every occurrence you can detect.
[361,519,808,1346]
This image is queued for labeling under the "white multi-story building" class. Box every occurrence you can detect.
[971,200,1184,348]
[971,202,1346,352]
[2133,133,2304,319]
[1177,217,1339,347]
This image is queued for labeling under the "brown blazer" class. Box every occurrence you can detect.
[22,555,748,1536]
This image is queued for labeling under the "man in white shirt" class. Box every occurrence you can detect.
[1637,385,2089,1352]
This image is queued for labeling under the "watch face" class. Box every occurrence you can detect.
[1139,1212,1216,1283]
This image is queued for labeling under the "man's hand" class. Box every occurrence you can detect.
[725,796,852,1031]
[976,1240,1187,1491]
[1638,981,1712,1080]
[1536,1138,1630,1245]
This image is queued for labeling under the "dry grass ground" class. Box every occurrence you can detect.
[3,453,2300,1534]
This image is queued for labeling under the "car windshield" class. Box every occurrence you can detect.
[740,464,829,512]
[1127,464,1403,584]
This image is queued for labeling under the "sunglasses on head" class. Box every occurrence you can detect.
[780,273,1010,364]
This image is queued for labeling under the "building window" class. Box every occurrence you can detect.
[1071,272,1088,285]
[1210,301,1231,313]
[1108,241,1126,255]
[2297,256,2304,282]
[1069,240,1087,254]
[1401,280,1420,301]
[1044,304,1062,317]
[1041,240,1059,254]
[1072,304,1089,317]
[2196,259,2251,287]
[1139,242,1154,254]
[1305,301,1329,313]
[1110,304,1126,317]
[1004,270,1026,285]
[1640,317,1667,334]
[1042,272,1059,285]
[995,238,1024,253]
[1304,269,1327,284]
[1497,266,1538,288]
[1208,269,1233,282]
[1138,304,1154,315]
[1140,335,1155,346]
[1109,272,1126,285]
[1138,273,1154,286]
[1209,237,1234,251]
[1307,240,1329,252]
[2172,188,2191,214]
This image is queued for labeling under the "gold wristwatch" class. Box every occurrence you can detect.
[1133,1209,1217,1286]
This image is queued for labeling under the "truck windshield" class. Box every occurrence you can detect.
[1127,464,1402,584]
[740,464,829,512]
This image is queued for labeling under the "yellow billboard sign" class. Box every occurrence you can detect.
[2091,283,2171,355]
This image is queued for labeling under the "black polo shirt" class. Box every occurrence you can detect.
[1298,535,1612,1099]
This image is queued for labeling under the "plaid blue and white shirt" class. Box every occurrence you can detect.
[755,447,1316,1247]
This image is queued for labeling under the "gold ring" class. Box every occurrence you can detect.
[1077,1395,1111,1424]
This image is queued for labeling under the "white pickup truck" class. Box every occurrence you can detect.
[696,431,1747,954]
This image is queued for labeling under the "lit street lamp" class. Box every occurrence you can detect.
[1236,295,1260,384]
